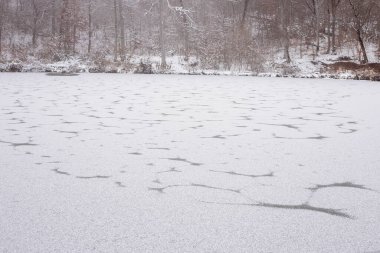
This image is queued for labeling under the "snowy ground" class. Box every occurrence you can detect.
[1,73,380,253]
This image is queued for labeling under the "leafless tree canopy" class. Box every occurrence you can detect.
[0,0,379,69]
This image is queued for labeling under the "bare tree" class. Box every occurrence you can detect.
[0,0,379,68]
[118,0,126,62]
[241,0,251,27]
[51,0,57,36]
[279,0,292,63]
[31,0,47,47]
[72,0,78,53]
[178,0,189,59]
[347,0,372,63]
[305,0,322,57]
[60,0,72,54]
[329,0,341,54]
[113,0,119,61]
[87,0,93,54]
[159,0,166,69]
[0,0,4,54]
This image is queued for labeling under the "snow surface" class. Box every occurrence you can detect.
[0,73,380,253]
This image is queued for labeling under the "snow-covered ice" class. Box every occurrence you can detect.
[1,73,380,252]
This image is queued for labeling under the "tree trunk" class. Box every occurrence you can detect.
[72,0,78,53]
[52,0,56,36]
[159,0,166,69]
[60,0,73,55]
[118,0,126,62]
[331,0,338,54]
[241,0,250,28]
[88,0,92,54]
[357,29,368,63]
[32,24,37,47]
[179,0,189,59]
[73,22,76,53]
[113,0,119,61]
[326,4,331,54]
[0,0,3,54]
[314,0,320,56]
[347,0,369,64]
[280,0,291,63]
[32,0,37,47]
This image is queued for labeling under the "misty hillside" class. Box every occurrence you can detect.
[0,0,379,79]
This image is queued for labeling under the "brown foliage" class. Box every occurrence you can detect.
[326,62,380,80]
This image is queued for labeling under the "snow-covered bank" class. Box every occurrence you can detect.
[1,74,380,252]
[1,55,379,81]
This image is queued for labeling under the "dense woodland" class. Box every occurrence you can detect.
[0,0,379,72]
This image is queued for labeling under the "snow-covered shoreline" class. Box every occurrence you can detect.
[1,56,379,81]
[0,68,377,82]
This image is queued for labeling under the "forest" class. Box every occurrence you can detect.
[0,0,379,76]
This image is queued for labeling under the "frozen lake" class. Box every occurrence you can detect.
[1,73,380,252]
